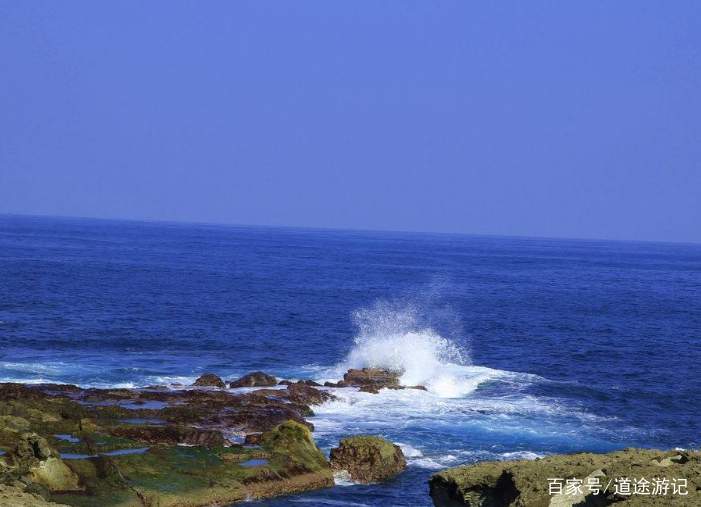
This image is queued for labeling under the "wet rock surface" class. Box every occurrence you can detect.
[192,373,226,389]
[0,380,334,506]
[339,368,426,393]
[229,371,277,388]
[429,448,701,506]
[330,435,407,483]
[0,369,434,506]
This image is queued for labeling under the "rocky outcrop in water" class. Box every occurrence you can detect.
[229,371,277,388]
[330,435,406,483]
[429,448,701,506]
[335,368,426,393]
[0,381,334,506]
[192,373,226,388]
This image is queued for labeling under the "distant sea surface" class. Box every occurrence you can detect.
[1,215,700,506]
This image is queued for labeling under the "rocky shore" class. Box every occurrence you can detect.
[429,448,700,506]
[0,368,412,506]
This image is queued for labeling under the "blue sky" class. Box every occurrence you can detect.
[1,1,699,242]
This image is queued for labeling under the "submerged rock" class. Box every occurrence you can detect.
[229,371,277,388]
[329,435,406,483]
[429,448,701,506]
[192,373,226,388]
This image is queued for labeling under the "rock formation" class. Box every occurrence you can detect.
[429,448,701,506]
[330,435,406,483]
[229,371,277,388]
[192,373,226,388]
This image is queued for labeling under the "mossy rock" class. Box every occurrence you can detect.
[429,448,701,506]
[330,435,406,483]
[262,420,330,475]
[0,383,334,506]
[30,457,83,492]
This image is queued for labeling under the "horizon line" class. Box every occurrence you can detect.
[1,211,699,248]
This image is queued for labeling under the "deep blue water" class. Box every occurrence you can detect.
[1,215,700,506]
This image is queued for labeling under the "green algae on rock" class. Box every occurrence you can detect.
[429,448,701,506]
[330,435,406,483]
[0,382,334,506]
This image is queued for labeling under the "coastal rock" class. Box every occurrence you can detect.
[0,382,337,506]
[110,425,226,447]
[429,448,701,506]
[286,383,335,405]
[262,420,332,476]
[244,433,263,445]
[338,368,426,393]
[12,433,56,463]
[29,457,83,492]
[0,483,70,506]
[342,368,401,392]
[9,434,82,493]
[329,435,406,483]
[193,373,226,389]
[229,371,277,388]
[296,379,322,387]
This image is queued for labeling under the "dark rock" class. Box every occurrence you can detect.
[229,371,277,388]
[193,373,226,389]
[12,433,56,463]
[244,433,263,445]
[286,383,336,406]
[330,435,406,483]
[110,425,226,447]
[278,380,294,385]
[342,368,401,391]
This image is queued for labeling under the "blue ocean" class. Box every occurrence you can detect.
[1,215,700,506]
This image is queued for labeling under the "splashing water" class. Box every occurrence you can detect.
[331,302,499,398]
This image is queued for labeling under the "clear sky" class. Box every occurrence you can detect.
[1,2,699,243]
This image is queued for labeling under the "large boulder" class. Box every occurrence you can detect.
[429,448,701,506]
[330,435,406,483]
[262,420,332,476]
[29,457,83,492]
[10,433,82,492]
[12,433,56,463]
[229,371,277,388]
[192,373,226,389]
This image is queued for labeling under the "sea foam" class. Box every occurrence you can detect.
[330,302,498,398]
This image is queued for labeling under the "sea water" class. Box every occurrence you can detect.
[1,215,699,506]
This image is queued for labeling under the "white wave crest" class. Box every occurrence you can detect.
[334,302,499,398]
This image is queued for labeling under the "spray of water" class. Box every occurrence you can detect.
[338,301,491,397]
